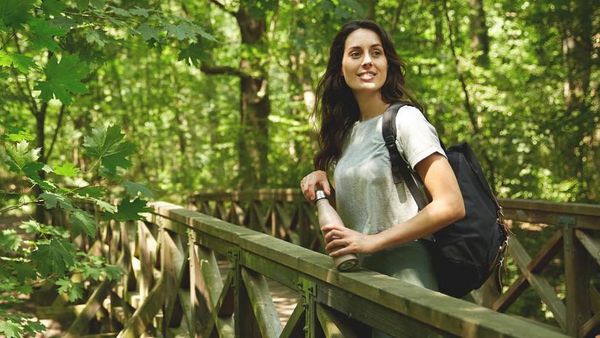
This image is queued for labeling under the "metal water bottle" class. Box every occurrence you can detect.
[315,190,359,271]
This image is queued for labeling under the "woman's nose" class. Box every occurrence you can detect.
[362,53,373,66]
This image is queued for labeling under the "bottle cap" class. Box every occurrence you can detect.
[315,190,327,201]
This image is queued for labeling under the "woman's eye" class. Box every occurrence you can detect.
[350,51,361,58]
[372,50,383,56]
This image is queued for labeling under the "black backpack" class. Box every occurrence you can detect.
[382,103,509,298]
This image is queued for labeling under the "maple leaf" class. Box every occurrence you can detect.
[56,278,84,301]
[137,23,160,41]
[31,238,76,276]
[83,125,135,177]
[40,192,74,211]
[0,320,22,338]
[36,54,89,104]
[53,162,79,177]
[0,52,36,73]
[28,18,68,51]
[111,198,151,222]
[0,0,35,29]
[70,209,97,237]
[42,0,66,16]
[0,230,21,252]
[166,22,196,41]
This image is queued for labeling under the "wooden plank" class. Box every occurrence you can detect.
[499,198,600,218]
[564,225,592,336]
[507,237,567,329]
[64,280,113,337]
[279,303,305,338]
[117,278,165,338]
[579,311,600,338]
[316,303,360,338]
[160,231,186,331]
[201,271,235,338]
[575,229,600,267]
[314,281,451,338]
[241,267,283,338]
[526,230,563,274]
[492,275,529,312]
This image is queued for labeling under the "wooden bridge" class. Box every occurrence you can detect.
[36,190,599,337]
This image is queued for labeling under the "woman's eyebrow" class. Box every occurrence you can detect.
[347,43,383,50]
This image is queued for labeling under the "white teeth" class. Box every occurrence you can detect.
[359,73,374,80]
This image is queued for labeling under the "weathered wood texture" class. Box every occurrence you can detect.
[191,190,600,337]
[45,193,598,337]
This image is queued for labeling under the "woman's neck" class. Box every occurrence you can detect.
[355,92,389,121]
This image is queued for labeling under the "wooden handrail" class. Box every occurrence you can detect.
[148,201,568,337]
[190,189,600,337]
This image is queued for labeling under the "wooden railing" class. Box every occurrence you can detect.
[190,190,600,337]
[39,200,573,337]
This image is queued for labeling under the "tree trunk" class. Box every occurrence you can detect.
[236,4,271,188]
[468,0,490,66]
[34,103,48,224]
[560,0,593,202]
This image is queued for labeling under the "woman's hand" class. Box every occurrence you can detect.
[321,224,378,257]
[300,170,331,201]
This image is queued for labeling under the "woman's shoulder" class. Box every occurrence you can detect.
[395,104,427,122]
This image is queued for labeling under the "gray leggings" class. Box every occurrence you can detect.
[360,240,438,337]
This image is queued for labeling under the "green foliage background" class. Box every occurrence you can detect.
[1,0,598,203]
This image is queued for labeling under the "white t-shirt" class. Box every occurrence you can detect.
[333,105,445,235]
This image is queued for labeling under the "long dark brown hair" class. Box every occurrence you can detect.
[313,20,423,171]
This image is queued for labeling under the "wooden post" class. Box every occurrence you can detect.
[299,278,320,338]
[232,249,261,337]
[562,216,592,337]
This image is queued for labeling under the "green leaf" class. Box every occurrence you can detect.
[75,186,106,198]
[20,220,69,238]
[111,198,151,222]
[28,18,68,52]
[123,180,154,198]
[4,141,40,170]
[36,54,90,104]
[110,6,131,17]
[56,278,84,301]
[75,0,89,10]
[91,198,116,213]
[83,125,135,177]
[31,238,76,276]
[54,162,79,177]
[0,52,36,73]
[0,320,22,338]
[0,0,35,29]
[0,230,21,252]
[5,129,34,142]
[84,30,108,47]
[178,42,210,65]
[166,22,196,41]
[40,192,74,211]
[42,0,66,16]
[14,263,36,282]
[137,23,159,41]
[90,0,106,9]
[129,7,150,17]
[70,209,96,237]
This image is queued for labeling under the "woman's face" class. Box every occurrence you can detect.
[341,28,388,94]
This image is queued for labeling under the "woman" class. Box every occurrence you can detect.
[300,20,465,291]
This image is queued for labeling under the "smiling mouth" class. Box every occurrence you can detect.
[358,72,376,80]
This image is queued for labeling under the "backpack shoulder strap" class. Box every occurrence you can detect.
[382,103,429,210]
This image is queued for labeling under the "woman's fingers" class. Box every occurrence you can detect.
[300,170,330,201]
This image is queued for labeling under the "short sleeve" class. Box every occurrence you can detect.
[394,105,445,169]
